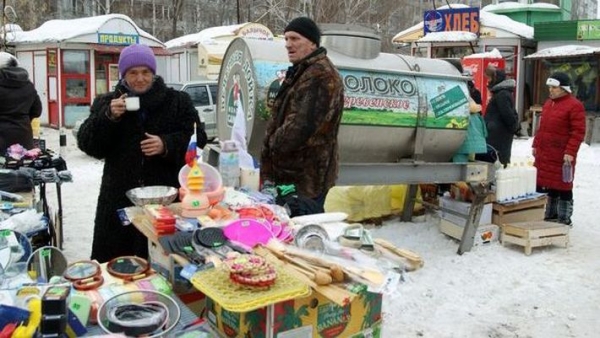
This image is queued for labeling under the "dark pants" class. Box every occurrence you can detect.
[312,192,327,211]
[536,186,572,201]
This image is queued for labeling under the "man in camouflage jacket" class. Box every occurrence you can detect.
[260,17,344,207]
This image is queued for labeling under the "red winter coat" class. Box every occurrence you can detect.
[533,93,586,191]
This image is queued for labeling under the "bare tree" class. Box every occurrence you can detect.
[171,0,184,37]
[1,0,458,50]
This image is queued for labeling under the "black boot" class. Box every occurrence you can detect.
[544,196,559,222]
[557,199,574,226]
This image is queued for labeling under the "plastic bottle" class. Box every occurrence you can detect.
[508,164,518,200]
[495,167,508,202]
[516,162,527,198]
[525,159,537,195]
[562,161,573,183]
[219,140,240,188]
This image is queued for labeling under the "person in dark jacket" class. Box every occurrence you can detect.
[260,17,344,209]
[533,72,586,226]
[481,65,519,166]
[0,52,42,154]
[468,80,482,105]
[77,44,206,263]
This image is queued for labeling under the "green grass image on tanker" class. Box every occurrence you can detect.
[341,109,468,129]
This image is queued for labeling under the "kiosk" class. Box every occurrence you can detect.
[7,14,167,128]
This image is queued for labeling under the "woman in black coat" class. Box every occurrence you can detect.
[77,44,206,263]
[482,66,519,166]
[0,52,42,153]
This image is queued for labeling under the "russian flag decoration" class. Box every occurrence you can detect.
[185,124,198,167]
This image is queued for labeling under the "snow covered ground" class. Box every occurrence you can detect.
[44,128,599,337]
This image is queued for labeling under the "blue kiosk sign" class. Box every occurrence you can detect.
[423,7,480,35]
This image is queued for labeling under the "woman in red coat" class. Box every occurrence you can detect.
[533,72,586,226]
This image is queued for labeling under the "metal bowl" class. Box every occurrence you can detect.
[126,186,178,207]
[97,290,181,337]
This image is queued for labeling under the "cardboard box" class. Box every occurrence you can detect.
[439,218,500,246]
[439,196,493,226]
[492,207,545,226]
[206,288,383,338]
[147,240,205,315]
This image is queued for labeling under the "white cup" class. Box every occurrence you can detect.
[125,96,140,111]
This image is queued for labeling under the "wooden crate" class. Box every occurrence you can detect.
[439,218,500,246]
[492,195,546,226]
[501,221,570,255]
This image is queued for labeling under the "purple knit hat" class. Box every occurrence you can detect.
[118,44,156,77]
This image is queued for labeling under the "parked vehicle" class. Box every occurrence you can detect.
[168,81,218,141]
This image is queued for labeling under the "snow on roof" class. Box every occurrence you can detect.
[8,14,162,45]
[417,31,477,43]
[165,24,246,49]
[2,23,22,33]
[392,4,533,43]
[482,2,560,12]
[524,45,600,59]
[165,22,273,49]
[463,48,503,59]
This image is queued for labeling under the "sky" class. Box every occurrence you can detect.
[33,127,600,337]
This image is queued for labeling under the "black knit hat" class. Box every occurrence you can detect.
[284,17,321,47]
[546,72,571,93]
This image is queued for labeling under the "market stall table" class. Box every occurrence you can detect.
[127,204,384,337]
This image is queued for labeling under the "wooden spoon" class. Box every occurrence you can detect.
[288,264,332,285]
[304,261,345,283]
[329,264,345,282]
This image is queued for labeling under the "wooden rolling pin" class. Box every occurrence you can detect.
[254,246,355,307]
[373,238,424,270]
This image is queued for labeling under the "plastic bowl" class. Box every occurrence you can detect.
[178,162,223,192]
[97,290,181,337]
[126,186,178,207]
[179,186,225,206]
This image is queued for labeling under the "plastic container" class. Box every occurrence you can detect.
[562,161,573,183]
[525,160,537,195]
[495,168,508,202]
[219,140,240,188]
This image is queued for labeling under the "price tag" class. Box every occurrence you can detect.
[41,248,51,257]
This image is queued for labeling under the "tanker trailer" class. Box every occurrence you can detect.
[215,25,491,254]
[217,25,473,163]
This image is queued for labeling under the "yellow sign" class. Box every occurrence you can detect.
[575,63,591,75]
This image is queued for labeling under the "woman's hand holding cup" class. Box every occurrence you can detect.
[109,94,140,120]
[109,94,128,120]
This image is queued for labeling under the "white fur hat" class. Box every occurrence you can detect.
[0,52,19,68]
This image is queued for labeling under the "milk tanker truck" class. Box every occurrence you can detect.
[214,25,492,253]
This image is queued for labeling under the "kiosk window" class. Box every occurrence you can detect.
[536,57,598,111]
[432,46,474,59]
[65,79,88,99]
[63,50,89,74]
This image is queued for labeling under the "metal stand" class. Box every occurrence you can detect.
[204,146,493,254]
[37,182,64,250]
[336,162,493,253]
[457,183,488,255]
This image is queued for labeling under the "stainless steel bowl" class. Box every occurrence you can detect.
[97,290,181,337]
[125,186,178,207]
